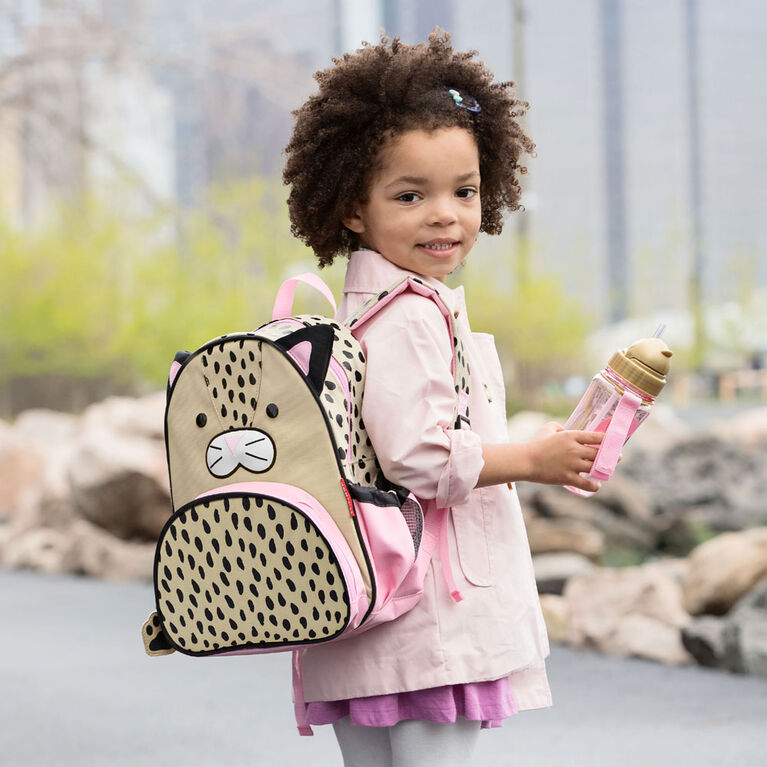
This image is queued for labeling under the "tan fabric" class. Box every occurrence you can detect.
[166,338,372,597]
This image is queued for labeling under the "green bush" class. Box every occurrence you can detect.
[0,179,345,391]
[1,189,590,413]
[454,236,594,408]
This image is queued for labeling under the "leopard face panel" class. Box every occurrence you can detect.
[166,325,346,510]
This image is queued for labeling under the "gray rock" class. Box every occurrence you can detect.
[590,505,658,550]
[563,559,693,666]
[67,425,170,540]
[81,393,166,442]
[592,474,656,527]
[682,528,767,615]
[12,409,80,445]
[530,486,596,523]
[622,426,767,543]
[732,577,767,676]
[681,576,767,678]
[680,615,727,668]
[533,551,596,594]
[530,484,659,553]
[0,427,46,521]
[736,606,767,676]
[525,515,606,561]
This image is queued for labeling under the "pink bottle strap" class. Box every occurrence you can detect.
[272,273,337,320]
[590,391,642,482]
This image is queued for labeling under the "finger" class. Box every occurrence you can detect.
[534,422,560,440]
[569,472,602,493]
[584,479,602,493]
[574,431,604,445]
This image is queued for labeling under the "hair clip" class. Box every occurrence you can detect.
[447,88,481,114]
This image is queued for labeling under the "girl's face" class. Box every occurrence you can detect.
[343,127,481,282]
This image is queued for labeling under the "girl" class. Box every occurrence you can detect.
[282,31,603,767]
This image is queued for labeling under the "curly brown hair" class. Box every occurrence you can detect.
[283,30,535,268]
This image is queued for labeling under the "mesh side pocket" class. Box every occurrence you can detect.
[400,498,423,554]
[344,481,424,556]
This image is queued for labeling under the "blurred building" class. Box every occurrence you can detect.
[84,59,175,215]
[452,0,767,323]
[1,0,765,327]
[0,1,175,225]
[118,0,331,202]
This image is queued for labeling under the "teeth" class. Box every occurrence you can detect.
[423,243,454,250]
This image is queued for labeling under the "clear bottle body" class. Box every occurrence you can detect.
[564,369,653,496]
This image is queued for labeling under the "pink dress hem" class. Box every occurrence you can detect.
[305,677,518,730]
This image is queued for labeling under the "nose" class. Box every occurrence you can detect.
[224,432,242,456]
[427,196,458,226]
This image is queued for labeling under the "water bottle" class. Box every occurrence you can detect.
[564,330,673,496]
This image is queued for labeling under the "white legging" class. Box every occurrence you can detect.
[332,716,481,767]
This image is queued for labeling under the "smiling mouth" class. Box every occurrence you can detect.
[419,241,459,251]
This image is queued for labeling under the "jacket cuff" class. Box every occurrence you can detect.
[435,427,484,508]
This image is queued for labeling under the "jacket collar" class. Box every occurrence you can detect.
[343,250,465,315]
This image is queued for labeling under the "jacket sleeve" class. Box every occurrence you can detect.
[357,293,484,508]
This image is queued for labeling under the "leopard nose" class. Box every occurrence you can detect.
[224,433,242,456]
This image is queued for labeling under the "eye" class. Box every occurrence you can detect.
[456,187,477,199]
[196,413,207,428]
[396,192,421,203]
[266,403,279,418]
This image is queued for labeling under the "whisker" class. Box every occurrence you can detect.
[245,438,265,446]
[245,453,269,462]
[208,445,223,451]
[209,456,224,469]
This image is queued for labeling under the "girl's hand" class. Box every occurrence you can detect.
[526,422,605,493]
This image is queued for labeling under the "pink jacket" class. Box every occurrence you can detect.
[300,250,552,712]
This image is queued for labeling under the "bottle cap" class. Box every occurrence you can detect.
[608,338,673,398]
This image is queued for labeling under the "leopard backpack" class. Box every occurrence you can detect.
[141,273,470,732]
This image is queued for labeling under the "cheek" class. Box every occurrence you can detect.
[467,202,482,231]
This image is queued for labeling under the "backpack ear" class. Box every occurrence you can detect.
[168,350,191,389]
[275,325,334,396]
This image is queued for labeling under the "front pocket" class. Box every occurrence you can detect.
[451,488,495,587]
[154,490,365,656]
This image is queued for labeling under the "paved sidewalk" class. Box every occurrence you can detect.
[1,568,765,766]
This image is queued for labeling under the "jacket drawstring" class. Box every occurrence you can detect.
[292,649,313,736]
[436,505,464,602]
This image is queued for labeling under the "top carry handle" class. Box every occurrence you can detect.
[272,272,337,320]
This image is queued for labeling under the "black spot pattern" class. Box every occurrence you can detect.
[202,339,263,430]
[156,496,349,652]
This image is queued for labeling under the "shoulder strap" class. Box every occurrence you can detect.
[345,276,471,430]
